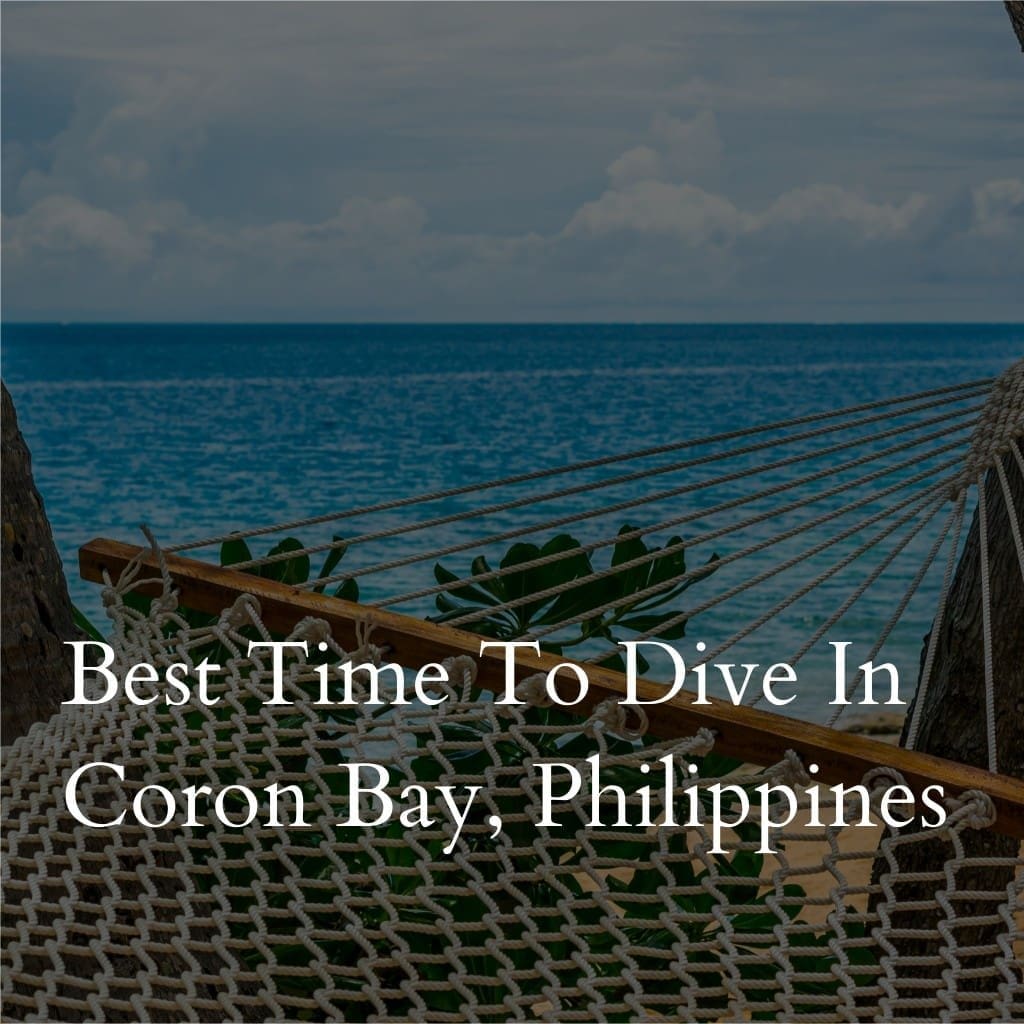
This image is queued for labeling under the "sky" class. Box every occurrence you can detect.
[2,2,1022,322]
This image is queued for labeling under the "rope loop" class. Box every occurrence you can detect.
[290,617,332,646]
[944,789,997,832]
[353,619,377,654]
[676,727,717,759]
[440,655,478,698]
[514,673,553,708]
[768,749,811,789]
[583,699,649,740]
[222,594,262,630]
[862,766,908,795]
[344,619,386,667]
[150,591,179,618]
[140,524,173,593]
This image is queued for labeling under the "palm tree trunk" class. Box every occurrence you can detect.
[1006,1,1024,51]
[870,446,1024,1007]
[1,382,77,744]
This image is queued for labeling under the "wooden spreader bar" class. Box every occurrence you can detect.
[80,537,1024,839]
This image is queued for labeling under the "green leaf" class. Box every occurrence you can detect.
[259,538,310,586]
[608,524,649,597]
[123,591,152,616]
[433,560,501,608]
[471,554,505,601]
[220,535,253,568]
[536,574,608,628]
[72,604,104,642]
[648,537,687,586]
[698,753,745,777]
[312,535,348,593]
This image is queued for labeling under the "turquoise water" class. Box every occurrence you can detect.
[4,323,1021,717]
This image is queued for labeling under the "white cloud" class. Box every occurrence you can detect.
[331,197,428,240]
[607,146,664,188]
[563,181,748,244]
[651,110,722,180]
[604,109,722,189]
[4,173,1019,321]
[561,178,932,248]
[4,194,152,266]
[970,179,1024,237]
[759,185,929,239]
[2,3,1021,319]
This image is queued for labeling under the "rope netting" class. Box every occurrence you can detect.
[3,360,1023,1021]
[164,364,1022,736]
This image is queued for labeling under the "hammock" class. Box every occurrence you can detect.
[3,359,1023,1022]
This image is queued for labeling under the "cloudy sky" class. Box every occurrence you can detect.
[2,2,1022,321]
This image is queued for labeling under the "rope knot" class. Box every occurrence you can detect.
[514,673,552,708]
[768,749,811,789]
[944,789,996,831]
[862,766,914,818]
[222,594,261,629]
[441,655,478,695]
[583,699,649,740]
[677,728,717,759]
[150,591,179,617]
[291,617,332,645]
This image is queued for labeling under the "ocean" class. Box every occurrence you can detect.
[4,323,1021,719]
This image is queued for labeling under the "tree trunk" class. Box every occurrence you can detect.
[904,450,1024,786]
[1,382,77,744]
[1006,1,1024,52]
[870,444,1024,1008]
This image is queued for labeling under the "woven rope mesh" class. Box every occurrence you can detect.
[5,363,1024,1021]
[3,567,1023,1023]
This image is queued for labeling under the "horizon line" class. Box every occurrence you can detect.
[5,319,1023,328]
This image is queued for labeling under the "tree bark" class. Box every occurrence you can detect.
[1,382,77,744]
[870,446,1024,1007]
[1006,1,1024,52]
[904,451,1024,786]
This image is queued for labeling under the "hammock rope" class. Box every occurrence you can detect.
[977,475,998,774]
[486,456,960,642]
[904,488,967,752]
[244,406,981,584]
[358,414,974,606]
[3,360,1022,1023]
[170,380,989,565]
